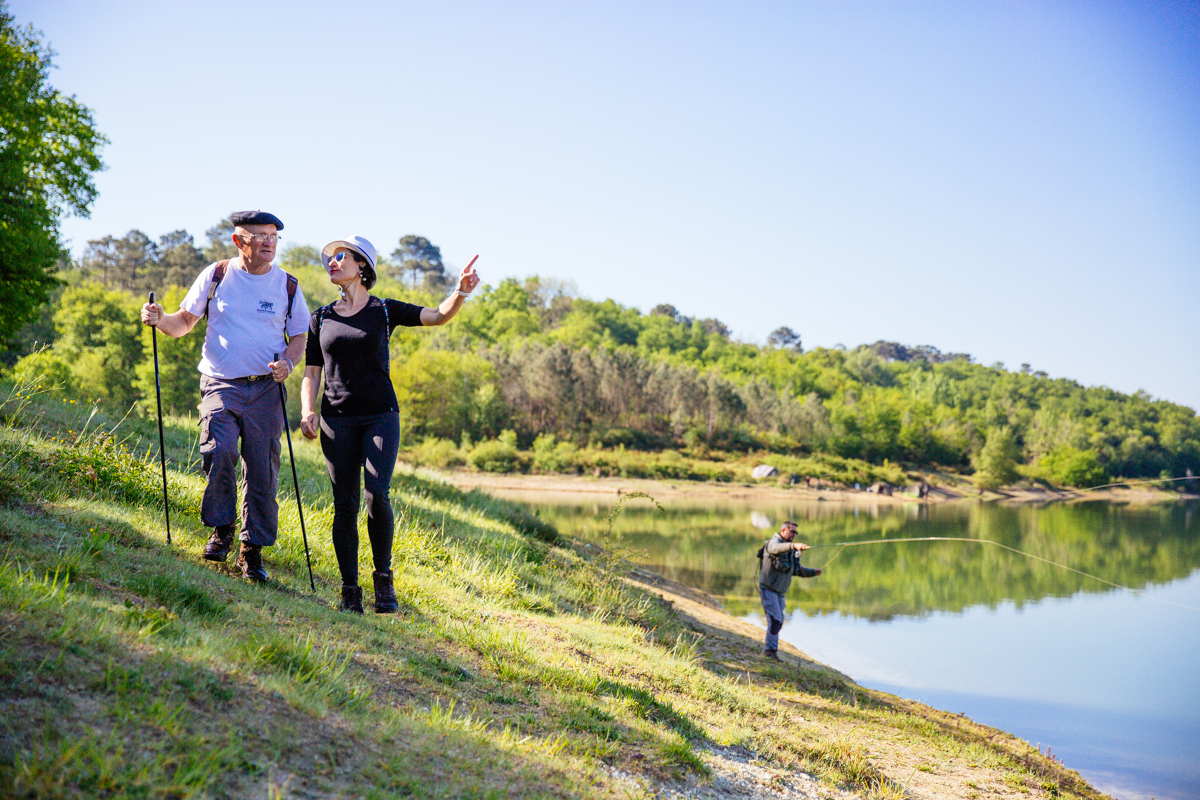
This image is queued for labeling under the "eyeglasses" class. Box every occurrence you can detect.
[237,233,281,244]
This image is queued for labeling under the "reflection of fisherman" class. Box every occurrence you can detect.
[758,521,822,661]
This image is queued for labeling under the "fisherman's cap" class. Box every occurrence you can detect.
[322,236,379,289]
[230,209,284,230]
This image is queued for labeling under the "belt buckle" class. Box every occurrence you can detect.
[247,373,264,382]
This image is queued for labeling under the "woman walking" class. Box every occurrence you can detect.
[300,236,480,614]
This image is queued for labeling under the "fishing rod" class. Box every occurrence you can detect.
[804,536,1200,612]
[1080,476,1197,492]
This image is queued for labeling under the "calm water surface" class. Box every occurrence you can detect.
[503,491,1200,800]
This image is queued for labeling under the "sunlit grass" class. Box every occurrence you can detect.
[0,376,1106,799]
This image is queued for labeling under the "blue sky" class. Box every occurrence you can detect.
[15,1,1200,410]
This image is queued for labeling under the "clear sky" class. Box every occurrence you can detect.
[15,1,1200,410]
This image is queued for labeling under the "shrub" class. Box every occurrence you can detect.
[1036,446,1107,488]
[413,437,464,469]
[531,434,579,473]
[9,350,78,396]
[469,434,519,473]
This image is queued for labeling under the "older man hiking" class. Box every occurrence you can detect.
[758,520,822,660]
[141,210,309,582]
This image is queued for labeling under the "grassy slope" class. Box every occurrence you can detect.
[0,381,1106,799]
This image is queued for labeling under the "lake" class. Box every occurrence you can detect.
[500,490,1200,800]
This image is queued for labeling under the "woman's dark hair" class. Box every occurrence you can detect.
[357,256,378,289]
[340,249,376,288]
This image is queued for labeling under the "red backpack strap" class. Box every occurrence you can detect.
[203,259,231,319]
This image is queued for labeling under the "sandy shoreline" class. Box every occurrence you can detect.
[436,468,1194,505]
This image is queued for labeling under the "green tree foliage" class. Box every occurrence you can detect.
[844,346,892,386]
[279,243,340,309]
[1034,446,1108,488]
[75,229,207,294]
[133,284,204,416]
[78,230,154,290]
[767,326,802,352]
[398,283,1197,481]
[0,8,106,343]
[391,234,448,290]
[203,217,238,263]
[391,349,497,442]
[53,283,143,410]
[973,427,1021,490]
[457,279,541,342]
[153,230,207,288]
[2,280,60,364]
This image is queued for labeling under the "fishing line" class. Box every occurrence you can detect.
[805,537,1200,612]
[1080,476,1198,492]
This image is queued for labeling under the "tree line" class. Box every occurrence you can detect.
[4,218,1199,489]
[395,276,1199,486]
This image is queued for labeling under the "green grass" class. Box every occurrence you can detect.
[0,376,1106,799]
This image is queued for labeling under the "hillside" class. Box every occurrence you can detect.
[0,377,1105,799]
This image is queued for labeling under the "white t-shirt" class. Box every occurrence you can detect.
[181,258,310,379]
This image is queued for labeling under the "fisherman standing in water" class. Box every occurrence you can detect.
[759,520,822,660]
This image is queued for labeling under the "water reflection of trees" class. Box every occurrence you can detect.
[533,500,1200,621]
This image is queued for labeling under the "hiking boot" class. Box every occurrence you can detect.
[340,585,363,615]
[763,649,780,661]
[372,570,399,614]
[236,543,269,583]
[202,524,236,562]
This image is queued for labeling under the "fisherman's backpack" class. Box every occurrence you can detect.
[757,540,807,576]
[204,259,300,341]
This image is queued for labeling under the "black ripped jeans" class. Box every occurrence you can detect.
[319,412,401,586]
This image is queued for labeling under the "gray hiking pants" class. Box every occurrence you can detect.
[198,374,283,547]
[760,586,786,652]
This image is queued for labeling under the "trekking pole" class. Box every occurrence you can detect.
[148,292,172,545]
[276,353,316,591]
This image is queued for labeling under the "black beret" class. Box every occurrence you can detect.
[229,210,284,230]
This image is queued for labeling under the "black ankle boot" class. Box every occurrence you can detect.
[372,570,398,614]
[236,543,268,583]
[339,585,363,615]
[202,524,236,562]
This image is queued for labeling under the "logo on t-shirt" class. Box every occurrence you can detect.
[257,300,275,315]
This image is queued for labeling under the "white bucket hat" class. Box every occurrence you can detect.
[321,235,378,289]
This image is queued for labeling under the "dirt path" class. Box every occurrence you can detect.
[439,468,1189,506]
